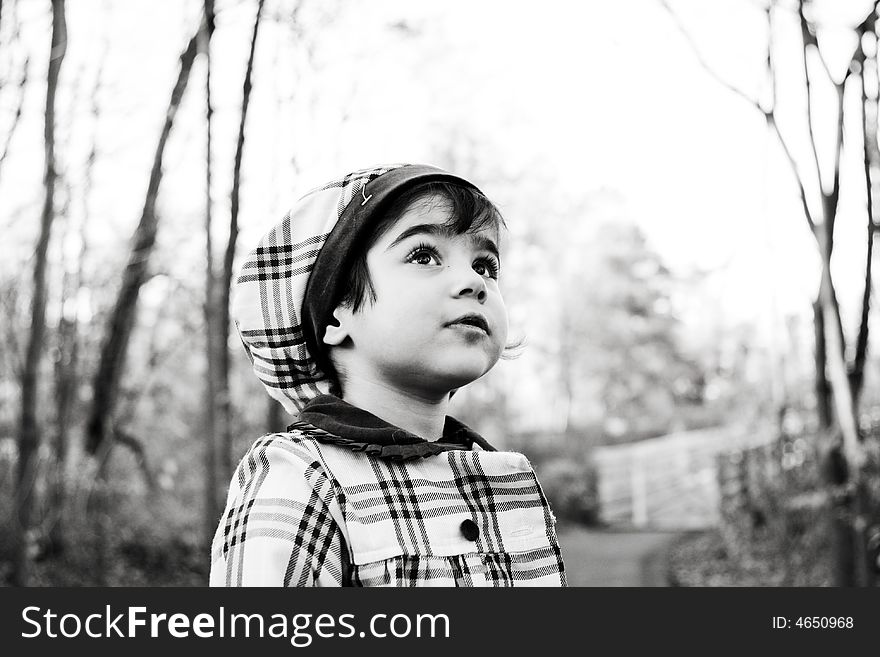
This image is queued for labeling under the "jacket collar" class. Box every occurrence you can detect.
[288,394,496,461]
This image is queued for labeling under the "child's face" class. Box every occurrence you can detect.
[325,197,509,398]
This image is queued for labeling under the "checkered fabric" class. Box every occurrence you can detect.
[210,429,567,587]
[231,164,408,415]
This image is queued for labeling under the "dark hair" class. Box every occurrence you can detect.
[335,181,507,313]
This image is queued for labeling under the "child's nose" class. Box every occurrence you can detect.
[453,267,488,302]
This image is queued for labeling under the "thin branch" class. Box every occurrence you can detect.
[826,75,849,233]
[227,0,265,282]
[0,0,20,83]
[765,1,817,233]
[824,37,862,234]
[812,1,878,251]
[0,13,28,179]
[660,0,817,232]
[797,1,825,195]
[766,113,817,233]
[219,0,265,484]
[658,0,765,111]
[767,3,778,109]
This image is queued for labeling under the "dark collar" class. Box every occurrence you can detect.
[288,394,496,461]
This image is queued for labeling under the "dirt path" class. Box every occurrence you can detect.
[557,525,683,586]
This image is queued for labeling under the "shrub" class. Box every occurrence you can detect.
[537,457,600,526]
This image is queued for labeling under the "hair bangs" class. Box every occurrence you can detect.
[417,182,505,239]
[336,180,506,316]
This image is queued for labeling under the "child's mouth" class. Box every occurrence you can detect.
[446,314,490,335]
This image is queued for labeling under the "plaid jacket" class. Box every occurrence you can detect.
[210,428,566,587]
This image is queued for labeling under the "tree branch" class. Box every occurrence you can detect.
[658,0,765,111]
[797,1,825,195]
[765,1,817,233]
[0,54,28,179]
[660,0,818,232]
[85,28,199,455]
[766,113,817,233]
[826,77,848,234]
[220,0,265,484]
[113,429,156,493]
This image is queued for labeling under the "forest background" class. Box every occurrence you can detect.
[2,0,880,586]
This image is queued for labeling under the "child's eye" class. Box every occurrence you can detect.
[473,256,500,280]
[405,243,441,266]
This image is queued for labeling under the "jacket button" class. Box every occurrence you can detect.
[460,519,479,541]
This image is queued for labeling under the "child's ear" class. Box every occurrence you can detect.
[322,305,352,347]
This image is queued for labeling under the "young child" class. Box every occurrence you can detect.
[210,163,566,587]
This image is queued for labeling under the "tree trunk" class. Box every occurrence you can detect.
[817,221,870,586]
[813,299,831,429]
[85,30,199,456]
[47,270,78,557]
[47,55,100,559]
[852,27,879,404]
[201,0,220,548]
[13,0,66,587]
[219,0,266,479]
[662,0,880,589]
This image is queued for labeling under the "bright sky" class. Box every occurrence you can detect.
[2,0,877,378]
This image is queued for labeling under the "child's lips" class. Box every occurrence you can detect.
[445,314,491,335]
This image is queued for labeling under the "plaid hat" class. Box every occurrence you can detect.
[231,163,481,415]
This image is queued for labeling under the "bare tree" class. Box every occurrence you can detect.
[84,30,200,458]
[201,0,220,548]
[201,0,266,545]
[851,13,879,405]
[46,57,103,558]
[13,0,66,587]
[219,0,266,481]
[660,0,878,586]
[77,29,199,582]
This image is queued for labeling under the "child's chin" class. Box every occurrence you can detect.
[431,362,494,390]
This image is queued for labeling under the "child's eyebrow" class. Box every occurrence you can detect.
[470,234,501,261]
[387,223,500,260]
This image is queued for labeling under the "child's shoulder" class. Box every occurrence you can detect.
[245,421,332,446]
[239,421,362,465]
[238,425,329,463]
[231,426,345,488]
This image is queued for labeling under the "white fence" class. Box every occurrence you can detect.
[593,424,777,529]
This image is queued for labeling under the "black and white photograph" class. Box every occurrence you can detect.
[1,0,879,631]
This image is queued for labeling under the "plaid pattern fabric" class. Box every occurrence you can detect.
[231,164,407,414]
[210,430,566,587]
